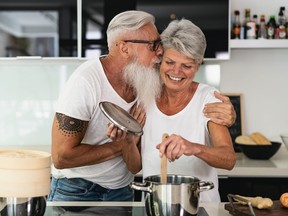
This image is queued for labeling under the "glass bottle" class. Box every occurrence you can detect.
[258,15,267,39]
[245,8,256,39]
[253,14,259,39]
[232,10,241,39]
[277,7,286,39]
[267,15,277,39]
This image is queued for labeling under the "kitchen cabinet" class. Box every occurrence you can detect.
[0,0,78,58]
[219,177,288,202]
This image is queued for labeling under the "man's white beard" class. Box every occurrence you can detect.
[123,60,162,109]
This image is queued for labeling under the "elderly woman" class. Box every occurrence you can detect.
[107,18,236,203]
[140,19,236,202]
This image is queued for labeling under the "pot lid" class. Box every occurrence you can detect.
[99,101,143,136]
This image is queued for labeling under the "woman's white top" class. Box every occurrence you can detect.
[141,83,221,202]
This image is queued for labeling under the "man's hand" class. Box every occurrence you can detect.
[203,91,236,127]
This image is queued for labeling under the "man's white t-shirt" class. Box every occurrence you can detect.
[51,57,136,189]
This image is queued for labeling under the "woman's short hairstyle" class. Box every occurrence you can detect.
[160,19,207,64]
[107,10,155,49]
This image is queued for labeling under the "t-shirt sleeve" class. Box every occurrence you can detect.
[203,87,222,128]
[56,75,95,121]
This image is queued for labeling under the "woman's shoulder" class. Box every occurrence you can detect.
[194,83,220,103]
[197,83,218,94]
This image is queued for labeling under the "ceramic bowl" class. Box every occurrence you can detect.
[236,141,281,160]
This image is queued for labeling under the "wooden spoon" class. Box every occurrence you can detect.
[160,133,169,184]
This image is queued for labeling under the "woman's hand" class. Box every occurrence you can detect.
[156,127,236,170]
[156,134,201,162]
[203,91,236,127]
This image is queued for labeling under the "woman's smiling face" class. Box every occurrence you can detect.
[160,48,200,92]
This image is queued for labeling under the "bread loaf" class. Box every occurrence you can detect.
[235,135,256,145]
[236,132,272,145]
[250,132,271,145]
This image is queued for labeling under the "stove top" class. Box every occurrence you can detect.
[44,206,209,216]
[1,202,208,216]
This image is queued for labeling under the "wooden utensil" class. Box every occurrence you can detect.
[160,133,169,184]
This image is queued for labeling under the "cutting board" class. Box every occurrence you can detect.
[225,201,288,216]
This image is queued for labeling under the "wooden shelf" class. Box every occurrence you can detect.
[230,39,288,48]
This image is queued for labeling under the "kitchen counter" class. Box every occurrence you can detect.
[217,145,288,178]
[45,201,231,216]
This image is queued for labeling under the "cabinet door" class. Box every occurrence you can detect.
[0,0,78,58]
[219,177,288,202]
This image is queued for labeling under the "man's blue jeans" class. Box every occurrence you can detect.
[48,177,134,201]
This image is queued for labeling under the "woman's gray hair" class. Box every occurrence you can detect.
[160,19,207,64]
[107,10,155,48]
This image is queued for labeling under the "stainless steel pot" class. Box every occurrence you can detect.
[131,175,214,216]
[0,196,46,216]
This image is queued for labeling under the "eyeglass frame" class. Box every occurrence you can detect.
[123,39,162,52]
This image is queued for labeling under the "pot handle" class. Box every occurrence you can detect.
[199,181,214,192]
[130,182,153,193]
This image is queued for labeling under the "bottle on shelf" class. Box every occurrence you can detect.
[232,10,241,39]
[267,15,277,39]
[258,15,267,39]
[244,8,256,39]
[253,14,259,39]
[277,6,286,39]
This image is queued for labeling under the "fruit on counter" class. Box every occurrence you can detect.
[234,195,273,209]
[235,131,271,145]
[280,192,288,208]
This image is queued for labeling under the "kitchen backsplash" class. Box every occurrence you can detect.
[0,58,220,146]
[0,59,84,146]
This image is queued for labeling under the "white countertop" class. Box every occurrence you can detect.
[1,143,288,178]
[217,144,288,178]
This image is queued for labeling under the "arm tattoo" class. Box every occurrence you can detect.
[56,113,88,136]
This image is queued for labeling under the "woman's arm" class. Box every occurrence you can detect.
[194,121,236,170]
[157,122,236,170]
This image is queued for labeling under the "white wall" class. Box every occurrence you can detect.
[220,48,288,139]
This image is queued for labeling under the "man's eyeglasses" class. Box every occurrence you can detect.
[123,39,161,52]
